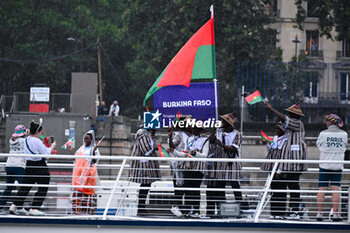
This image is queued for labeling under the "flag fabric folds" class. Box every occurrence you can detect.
[245,90,264,105]
[260,130,273,143]
[143,17,216,106]
[62,137,75,149]
[158,144,169,157]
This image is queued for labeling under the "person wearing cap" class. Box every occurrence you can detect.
[206,113,246,218]
[109,100,120,116]
[0,125,27,211]
[129,126,161,216]
[316,114,347,222]
[264,102,307,219]
[260,122,288,219]
[166,116,191,217]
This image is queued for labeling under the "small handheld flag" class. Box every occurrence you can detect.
[182,150,197,158]
[62,137,75,149]
[43,137,50,148]
[260,130,273,143]
[158,145,170,157]
[245,90,264,105]
[96,136,105,147]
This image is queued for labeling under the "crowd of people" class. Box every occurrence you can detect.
[0,102,347,221]
[129,103,348,221]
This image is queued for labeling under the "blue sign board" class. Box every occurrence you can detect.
[153,82,218,121]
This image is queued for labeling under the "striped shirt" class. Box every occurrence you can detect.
[279,117,307,171]
[129,129,161,185]
[260,135,288,171]
[207,129,242,181]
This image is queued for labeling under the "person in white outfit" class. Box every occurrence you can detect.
[9,121,56,216]
[316,114,348,222]
[166,116,191,217]
[0,125,27,211]
[109,101,120,116]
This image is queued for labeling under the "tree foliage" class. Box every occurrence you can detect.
[0,0,277,116]
[295,0,350,41]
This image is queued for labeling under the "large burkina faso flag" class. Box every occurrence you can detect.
[143,17,216,106]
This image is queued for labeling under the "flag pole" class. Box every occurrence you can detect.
[240,85,244,136]
[210,5,218,120]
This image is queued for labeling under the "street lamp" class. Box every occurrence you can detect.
[292,35,301,60]
[67,35,83,72]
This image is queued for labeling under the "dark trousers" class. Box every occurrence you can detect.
[0,167,25,207]
[270,174,287,216]
[137,183,151,214]
[173,179,185,207]
[183,171,204,214]
[227,180,248,210]
[206,180,226,216]
[13,160,50,209]
[284,172,302,212]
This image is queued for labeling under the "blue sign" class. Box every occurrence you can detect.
[153,82,218,121]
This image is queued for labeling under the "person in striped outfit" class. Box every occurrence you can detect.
[206,113,246,218]
[264,103,307,219]
[261,122,288,219]
[129,127,161,216]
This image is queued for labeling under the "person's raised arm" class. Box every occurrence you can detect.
[67,145,74,155]
[264,102,286,122]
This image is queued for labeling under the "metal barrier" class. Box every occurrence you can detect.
[235,62,350,124]
[0,153,349,225]
[11,92,71,112]
[0,95,14,113]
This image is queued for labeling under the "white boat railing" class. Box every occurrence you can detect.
[0,153,349,224]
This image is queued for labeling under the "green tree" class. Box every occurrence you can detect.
[120,0,277,115]
[0,0,126,98]
[0,0,277,117]
[295,0,350,40]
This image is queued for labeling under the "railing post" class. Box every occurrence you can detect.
[348,187,350,223]
[254,161,279,222]
[102,158,127,220]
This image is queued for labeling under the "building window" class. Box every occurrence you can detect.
[342,38,350,57]
[264,0,278,16]
[307,0,319,17]
[340,73,350,101]
[306,31,319,57]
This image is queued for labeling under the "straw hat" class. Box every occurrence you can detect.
[219,113,235,128]
[284,103,304,117]
[325,114,344,127]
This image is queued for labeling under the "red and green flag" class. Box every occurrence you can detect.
[62,137,75,149]
[182,150,197,158]
[245,90,264,105]
[260,129,273,143]
[158,144,170,157]
[143,17,216,106]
